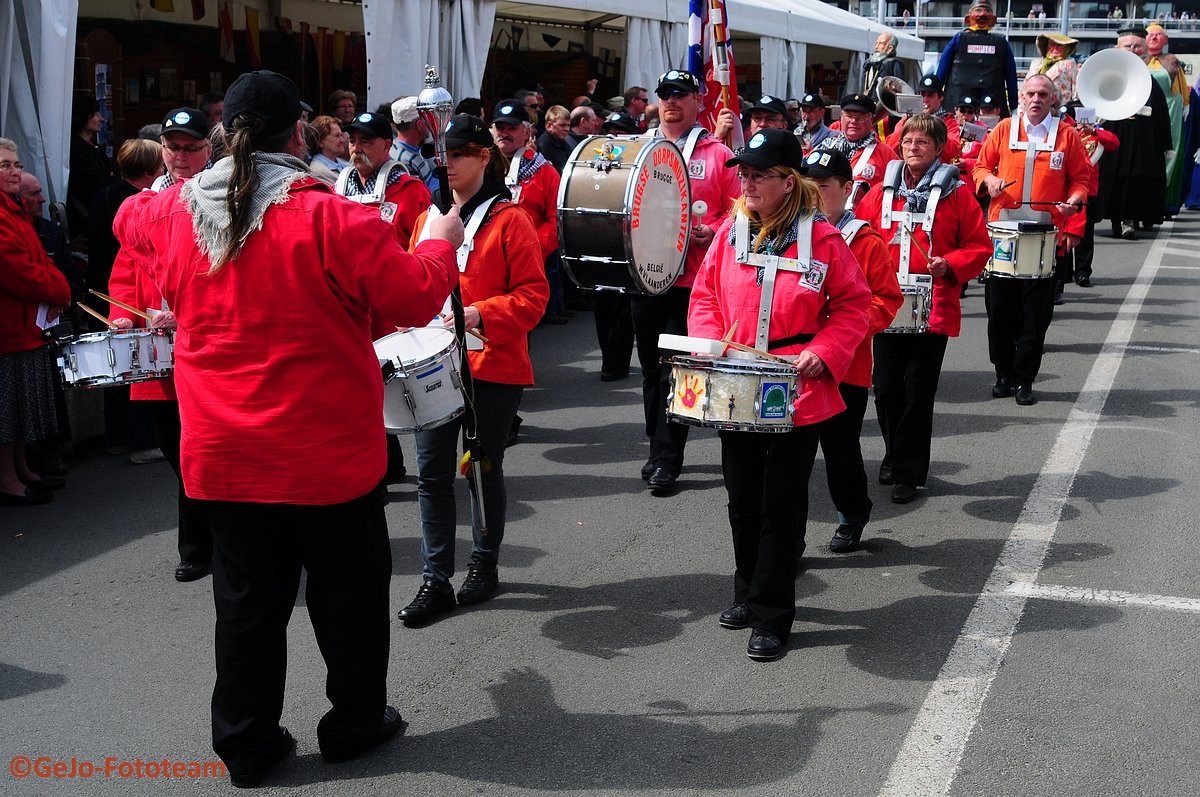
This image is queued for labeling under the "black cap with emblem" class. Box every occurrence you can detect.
[725,128,807,172]
[345,112,393,140]
[917,74,945,94]
[800,93,826,109]
[443,115,495,149]
[749,95,790,118]
[601,112,639,133]
[491,100,527,126]
[655,69,702,96]
[161,107,211,140]
[802,148,853,182]
[839,93,877,114]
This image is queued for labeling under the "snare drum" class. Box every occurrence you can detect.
[373,327,464,433]
[884,286,932,333]
[558,135,692,294]
[986,220,1056,279]
[666,355,800,432]
[58,329,174,387]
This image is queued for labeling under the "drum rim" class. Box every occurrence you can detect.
[374,327,459,372]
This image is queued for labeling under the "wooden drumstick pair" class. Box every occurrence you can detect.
[719,319,796,366]
[78,289,154,329]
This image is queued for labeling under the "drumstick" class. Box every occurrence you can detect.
[905,224,934,261]
[77,302,117,329]
[722,339,797,367]
[721,318,739,343]
[467,327,488,344]
[88,289,153,321]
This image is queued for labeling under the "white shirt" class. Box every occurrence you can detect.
[1023,116,1050,144]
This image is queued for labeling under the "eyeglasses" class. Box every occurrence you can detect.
[0,160,21,172]
[526,103,542,110]
[657,89,693,101]
[735,170,785,185]
[163,144,209,154]
[900,138,936,149]
[636,96,649,103]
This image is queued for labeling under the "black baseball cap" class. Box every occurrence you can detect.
[800,93,826,109]
[345,112,393,140]
[840,93,877,114]
[161,107,211,140]
[979,94,1001,110]
[802,148,853,181]
[656,69,702,95]
[491,100,527,126]
[917,74,945,94]
[222,71,304,136]
[956,95,978,110]
[725,128,806,172]
[601,112,639,133]
[749,94,790,118]
[443,114,494,149]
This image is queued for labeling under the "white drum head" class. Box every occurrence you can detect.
[374,327,456,369]
[626,138,691,294]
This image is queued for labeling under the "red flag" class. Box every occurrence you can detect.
[218,1,235,63]
[245,8,263,69]
[689,0,743,148]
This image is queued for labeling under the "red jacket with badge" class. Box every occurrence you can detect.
[687,214,872,426]
[0,193,71,355]
[842,222,904,388]
[381,174,431,244]
[411,201,549,385]
[855,176,991,337]
[511,153,561,259]
[850,139,901,195]
[114,177,458,505]
[679,133,742,289]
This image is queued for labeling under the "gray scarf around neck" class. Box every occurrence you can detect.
[182,152,310,263]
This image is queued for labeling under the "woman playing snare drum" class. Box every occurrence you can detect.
[854,114,991,505]
[688,129,871,661]
[398,115,549,627]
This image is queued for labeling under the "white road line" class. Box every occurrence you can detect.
[1158,264,1200,270]
[1122,344,1200,354]
[1161,247,1196,258]
[1004,582,1200,614]
[877,228,1172,797]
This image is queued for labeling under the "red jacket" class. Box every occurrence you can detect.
[688,215,872,426]
[842,222,904,388]
[411,201,548,385]
[114,177,458,505]
[0,194,70,355]
[512,153,561,259]
[679,134,742,288]
[855,176,991,337]
[108,249,177,401]
[381,175,431,244]
[850,139,901,192]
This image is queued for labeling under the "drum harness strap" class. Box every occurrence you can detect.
[734,211,817,351]
[846,142,878,212]
[653,125,706,165]
[335,160,401,208]
[1002,111,1059,222]
[880,160,957,290]
[504,148,528,202]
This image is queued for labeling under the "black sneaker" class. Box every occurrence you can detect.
[829,524,864,553]
[457,562,499,605]
[398,580,456,626]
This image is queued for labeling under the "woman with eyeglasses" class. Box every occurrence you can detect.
[854,114,990,505]
[688,129,872,661]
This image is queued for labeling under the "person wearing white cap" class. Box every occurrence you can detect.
[389,95,440,194]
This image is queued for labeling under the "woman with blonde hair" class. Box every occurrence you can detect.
[688,129,872,661]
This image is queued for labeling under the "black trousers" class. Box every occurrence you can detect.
[630,287,691,474]
[818,383,872,527]
[204,491,391,774]
[593,291,635,377]
[984,275,1056,386]
[1054,221,1096,285]
[721,425,820,640]
[872,333,949,488]
[145,399,212,566]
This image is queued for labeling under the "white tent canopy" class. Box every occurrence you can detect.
[362,0,922,109]
[2,0,78,206]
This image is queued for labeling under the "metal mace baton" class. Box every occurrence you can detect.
[416,64,455,214]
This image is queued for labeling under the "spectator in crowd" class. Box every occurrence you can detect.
[199,92,225,126]
[537,105,575,173]
[67,95,117,241]
[389,97,440,194]
[307,115,349,186]
[623,86,650,132]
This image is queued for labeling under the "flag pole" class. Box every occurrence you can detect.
[708,0,743,149]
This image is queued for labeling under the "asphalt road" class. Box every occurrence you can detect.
[2,213,1198,796]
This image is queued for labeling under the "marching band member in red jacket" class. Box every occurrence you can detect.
[688,129,871,661]
[856,114,991,505]
[114,71,463,786]
[398,115,549,627]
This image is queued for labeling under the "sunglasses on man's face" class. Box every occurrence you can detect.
[657,89,694,101]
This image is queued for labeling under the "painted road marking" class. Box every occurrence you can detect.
[1004,582,1200,614]
[877,223,1172,797]
[1122,344,1200,354]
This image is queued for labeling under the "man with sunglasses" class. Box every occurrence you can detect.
[153,108,212,191]
[635,69,741,493]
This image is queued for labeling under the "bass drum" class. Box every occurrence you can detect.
[557,135,692,295]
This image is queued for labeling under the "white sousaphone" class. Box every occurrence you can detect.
[1077,48,1152,121]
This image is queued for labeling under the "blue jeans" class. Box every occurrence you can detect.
[414,379,523,583]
